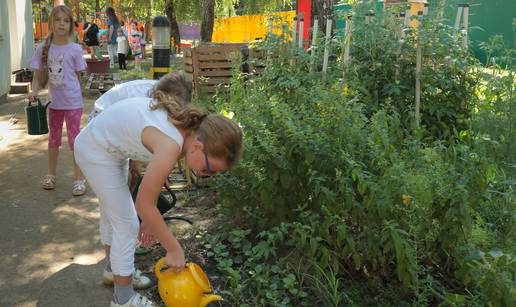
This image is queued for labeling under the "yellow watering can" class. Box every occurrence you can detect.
[155,258,223,307]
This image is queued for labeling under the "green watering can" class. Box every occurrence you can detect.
[25,98,50,135]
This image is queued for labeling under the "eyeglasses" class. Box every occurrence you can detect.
[203,151,212,177]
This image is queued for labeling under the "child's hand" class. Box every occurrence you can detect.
[166,247,186,273]
[28,93,38,102]
[138,222,155,248]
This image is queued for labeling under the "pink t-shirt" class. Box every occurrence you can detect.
[29,43,86,110]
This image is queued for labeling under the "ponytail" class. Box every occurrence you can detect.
[150,72,242,168]
[39,32,54,88]
[150,71,199,129]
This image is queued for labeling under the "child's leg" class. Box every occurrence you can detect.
[75,154,138,303]
[75,145,137,276]
[108,44,116,66]
[64,108,84,181]
[47,108,66,176]
[117,53,123,69]
[135,56,141,70]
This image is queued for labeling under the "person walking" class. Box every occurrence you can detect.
[106,6,120,69]
[83,14,100,60]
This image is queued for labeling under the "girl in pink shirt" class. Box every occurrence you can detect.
[29,5,87,196]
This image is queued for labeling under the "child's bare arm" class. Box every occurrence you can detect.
[76,71,84,83]
[29,70,43,101]
[136,127,182,254]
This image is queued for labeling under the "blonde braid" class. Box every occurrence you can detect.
[40,32,53,88]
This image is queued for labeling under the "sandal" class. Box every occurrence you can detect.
[72,179,87,196]
[41,175,56,190]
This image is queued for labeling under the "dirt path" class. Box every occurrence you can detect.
[0,91,113,306]
[0,90,223,307]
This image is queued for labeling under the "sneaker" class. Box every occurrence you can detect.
[110,293,154,307]
[102,269,152,290]
[72,179,87,196]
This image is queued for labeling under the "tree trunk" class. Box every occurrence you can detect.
[311,0,333,32]
[95,0,100,15]
[201,0,215,42]
[71,0,80,21]
[146,0,152,45]
[165,0,181,53]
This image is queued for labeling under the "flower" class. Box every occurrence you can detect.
[402,194,411,205]
[342,84,350,97]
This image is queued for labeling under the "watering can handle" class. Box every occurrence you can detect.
[155,257,168,280]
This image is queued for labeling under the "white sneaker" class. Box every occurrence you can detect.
[102,269,152,289]
[110,293,154,307]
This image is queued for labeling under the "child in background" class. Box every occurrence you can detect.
[139,25,146,58]
[29,5,87,196]
[74,72,242,307]
[130,22,142,71]
[116,28,128,70]
[83,14,100,60]
[88,72,191,121]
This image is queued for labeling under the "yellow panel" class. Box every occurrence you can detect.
[213,11,296,43]
[409,1,425,28]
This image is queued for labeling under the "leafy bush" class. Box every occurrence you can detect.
[195,3,515,306]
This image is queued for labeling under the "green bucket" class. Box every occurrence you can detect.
[25,99,50,135]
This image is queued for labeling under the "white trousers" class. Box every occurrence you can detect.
[74,129,137,276]
[108,44,117,65]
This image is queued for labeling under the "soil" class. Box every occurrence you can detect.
[0,89,224,306]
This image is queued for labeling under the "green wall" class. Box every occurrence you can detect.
[334,1,515,66]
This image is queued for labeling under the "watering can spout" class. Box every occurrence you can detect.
[199,294,222,307]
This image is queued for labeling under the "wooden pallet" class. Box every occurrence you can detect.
[184,44,246,94]
[247,47,267,75]
[85,73,121,93]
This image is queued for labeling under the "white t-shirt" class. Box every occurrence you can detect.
[83,97,183,163]
[116,36,128,54]
[89,79,158,121]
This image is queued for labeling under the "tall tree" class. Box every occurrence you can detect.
[165,0,181,53]
[311,0,333,31]
[145,0,152,45]
[201,0,215,42]
[71,0,80,21]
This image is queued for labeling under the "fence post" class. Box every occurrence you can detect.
[462,4,469,48]
[343,15,352,67]
[415,11,423,127]
[310,18,319,70]
[454,5,463,32]
[298,18,305,49]
[292,16,298,47]
[322,19,333,74]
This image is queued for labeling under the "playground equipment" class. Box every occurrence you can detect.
[155,258,222,307]
[150,16,171,80]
